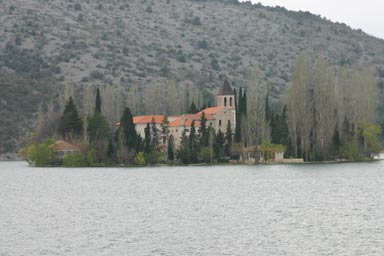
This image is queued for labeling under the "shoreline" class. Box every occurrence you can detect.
[0,153,21,161]
[2,158,382,168]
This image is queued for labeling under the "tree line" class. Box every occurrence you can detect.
[20,87,233,166]
[20,50,382,166]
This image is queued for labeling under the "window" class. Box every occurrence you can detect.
[219,120,222,126]
[230,97,233,107]
[224,97,227,106]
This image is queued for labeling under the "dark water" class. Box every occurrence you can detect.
[1,161,384,255]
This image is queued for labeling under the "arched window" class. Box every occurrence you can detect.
[224,97,227,107]
[230,97,233,107]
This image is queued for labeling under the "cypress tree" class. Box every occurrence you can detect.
[189,121,198,163]
[168,135,175,161]
[88,113,111,141]
[150,117,159,150]
[188,102,198,114]
[241,90,247,117]
[58,96,83,138]
[235,88,241,143]
[107,139,115,161]
[271,106,289,147]
[225,120,232,157]
[95,87,101,114]
[200,112,208,146]
[161,116,169,145]
[87,88,113,163]
[144,123,151,153]
[215,129,225,158]
[119,107,138,150]
[177,127,190,164]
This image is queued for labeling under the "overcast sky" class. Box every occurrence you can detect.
[242,0,384,39]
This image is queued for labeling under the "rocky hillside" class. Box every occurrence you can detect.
[1,0,384,153]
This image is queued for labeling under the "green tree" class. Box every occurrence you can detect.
[199,147,213,163]
[235,87,247,143]
[189,121,198,163]
[177,128,190,164]
[144,123,151,153]
[106,139,115,163]
[21,138,55,167]
[168,135,175,161]
[58,96,83,138]
[358,122,381,156]
[225,120,232,157]
[199,112,208,146]
[215,128,225,159]
[145,151,163,165]
[235,88,241,143]
[188,102,198,114]
[340,142,359,160]
[271,106,289,146]
[63,153,86,167]
[135,152,146,165]
[161,116,170,145]
[87,89,112,164]
[95,87,101,113]
[117,107,141,152]
[88,113,111,141]
[150,117,159,150]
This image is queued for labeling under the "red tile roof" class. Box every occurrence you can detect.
[169,119,181,127]
[169,118,201,127]
[133,115,165,124]
[198,106,224,115]
[183,114,201,120]
[53,140,79,151]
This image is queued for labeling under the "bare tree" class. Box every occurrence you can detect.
[244,66,271,148]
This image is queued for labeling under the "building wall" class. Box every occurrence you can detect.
[217,95,235,109]
[136,124,147,138]
[169,126,183,147]
[212,109,236,133]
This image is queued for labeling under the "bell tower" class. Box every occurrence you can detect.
[217,80,235,109]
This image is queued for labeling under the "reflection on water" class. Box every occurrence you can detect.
[1,161,384,255]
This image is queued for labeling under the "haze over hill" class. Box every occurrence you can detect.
[1,0,384,154]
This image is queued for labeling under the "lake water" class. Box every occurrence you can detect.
[1,161,384,255]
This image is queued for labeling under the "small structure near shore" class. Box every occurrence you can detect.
[236,143,304,164]
[52,140,80,159]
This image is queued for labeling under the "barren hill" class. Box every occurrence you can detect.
[1,0,384,153]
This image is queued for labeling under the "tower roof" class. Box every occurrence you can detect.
[218,80,234,95]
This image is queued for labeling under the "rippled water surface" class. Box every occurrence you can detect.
[1,161,384,255]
